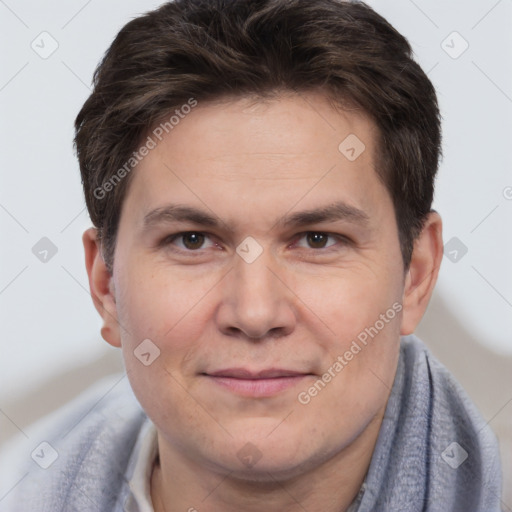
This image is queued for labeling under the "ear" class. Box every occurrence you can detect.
[82,228,121,347]
[400,211,443,336]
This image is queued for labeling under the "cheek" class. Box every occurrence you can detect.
[291,264,402,344]
[115,261,216,347]
[113,260,230,415]
[292,267,402,415]
[328,272,402,384]
[296,313,401,445]
[114,266,218,437]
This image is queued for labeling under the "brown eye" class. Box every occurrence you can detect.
[161,231,217,252]
[306,232,329,249]
[294,232,347,252]
[182,232,205,250]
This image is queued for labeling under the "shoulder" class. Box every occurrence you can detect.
[401,335,502,508]
[399,334,501,463]
[399,334,496,438]
[0,374,147,512]
[359,335,502,511]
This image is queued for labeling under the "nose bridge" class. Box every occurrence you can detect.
[235,243,282,314]
[235,250,278,305]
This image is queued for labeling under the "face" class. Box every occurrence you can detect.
[101,91,408,479]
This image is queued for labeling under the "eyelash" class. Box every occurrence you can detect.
[159,231,351,254]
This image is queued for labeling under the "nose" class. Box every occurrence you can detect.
[215,248,297,341]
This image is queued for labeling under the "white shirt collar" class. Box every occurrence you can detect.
[124,419,158,512]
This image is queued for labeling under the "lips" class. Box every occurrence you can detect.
[206,368,309,379]
[203,368,313,397]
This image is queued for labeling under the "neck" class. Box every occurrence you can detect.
[151,408,384,512]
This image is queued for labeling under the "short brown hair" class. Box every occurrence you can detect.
[75,0,441,273]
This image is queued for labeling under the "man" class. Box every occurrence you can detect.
[1,0,502,510]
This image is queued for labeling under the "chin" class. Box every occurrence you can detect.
[223,456,309,483]
[206,428,327,482]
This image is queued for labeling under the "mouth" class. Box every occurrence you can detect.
[202,368,314,397]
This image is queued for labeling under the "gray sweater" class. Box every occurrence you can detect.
[0,335,502,511]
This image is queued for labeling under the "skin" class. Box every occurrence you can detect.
[83,90,443,512]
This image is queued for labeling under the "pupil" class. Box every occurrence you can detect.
[307,232,327,248]
[183,232,204,249]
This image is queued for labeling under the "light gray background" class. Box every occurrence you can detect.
[1,0,511,507]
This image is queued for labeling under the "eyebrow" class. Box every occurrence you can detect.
[142,201,370,231]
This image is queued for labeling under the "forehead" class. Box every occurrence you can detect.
[119,91,389,228]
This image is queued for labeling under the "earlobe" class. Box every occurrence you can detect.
[82,228,121,347]
[400,211,443,336]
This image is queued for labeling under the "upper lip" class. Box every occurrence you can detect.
[206,368,310,379]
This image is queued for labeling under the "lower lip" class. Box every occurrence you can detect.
[206,375,309,397]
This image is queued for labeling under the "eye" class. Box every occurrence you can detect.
[160,231,347,254]
[295,232,344,250]
[164,232,216,251]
